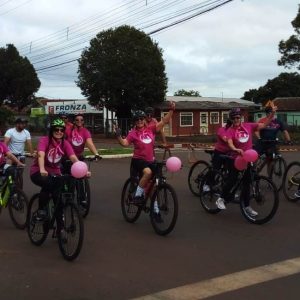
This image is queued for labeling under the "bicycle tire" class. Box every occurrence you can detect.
[240,175,279,225]
[150,183,178,236]
[199,168,222,214]
[282,161,300,202]
[8,188,29,229]
[57,202,84,261]
[188,160,210,196]
[76,178,91,218]
[27,194,49,246]
[15,171,23,190]
[268,156,287,191]
[121,178,142,223]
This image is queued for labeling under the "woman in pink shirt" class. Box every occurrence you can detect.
[216,107,276,215]
[30,118,79,221]
[116,102,175,222]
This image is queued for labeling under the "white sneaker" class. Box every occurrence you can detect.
[245,206,258,217]
[216,197,226,210]
[294,190,300,198]
[203,184,210,192]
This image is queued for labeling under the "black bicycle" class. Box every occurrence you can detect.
[199,156,279,225]
[0,165,28,229]
[11,154,26,189]
[27,174,84,261]
[121,161,178,236]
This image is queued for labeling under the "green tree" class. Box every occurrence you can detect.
[174,89,201,97]
[77,25,168,120]
[242,72,300,104]
[0,44,40,111]
[278,5,300,70]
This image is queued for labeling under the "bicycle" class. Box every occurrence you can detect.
[282,161,300,202]
[121,160,178,236]
[199,156,279,225]
[0,165,28,229]
[254,139,287,190]
[11,153,26,189]
[187,144,211,196]
[155,144,172,160]
[62,156,100,218]
[27,174,84,261]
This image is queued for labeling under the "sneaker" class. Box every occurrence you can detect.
[203,184,210,192]
[216,197,226,210]
[132,195,145,205]
[35,209,47,222]
[153,212,163,223]
[244,206,258,217]
[294,190,300,198]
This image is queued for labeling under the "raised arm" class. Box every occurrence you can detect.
[156,102,175,132]
[114,126,130,147]
[256,107,277,131]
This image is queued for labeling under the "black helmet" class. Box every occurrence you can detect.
[145,107,154,115]
[132,110,146,121]
[229,108,242,119]
[15,118,28,124]
[265,106,273,114]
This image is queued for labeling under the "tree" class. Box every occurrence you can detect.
[242,72,300,104]
[77,25,168,120]
[0,44,40,111]
[174,89,201,97]
[278,5,300,70]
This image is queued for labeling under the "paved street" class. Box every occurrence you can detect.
[1,150,300,300]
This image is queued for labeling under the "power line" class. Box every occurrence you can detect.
[0,0,33,16]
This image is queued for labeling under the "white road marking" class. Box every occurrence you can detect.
[132,257,300,300]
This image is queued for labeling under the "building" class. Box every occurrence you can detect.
[155,96,259,136]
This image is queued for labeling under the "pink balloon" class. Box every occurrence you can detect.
[71,161,88,178]
[166,156,182,172]
[243,149,258,163]
[234,156,248,171]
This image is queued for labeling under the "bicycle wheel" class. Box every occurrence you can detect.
[283,161,300,202]
[121,178,142,223]
[58,202,84,261]
[188,160,210,196]
[268,156,287,191]
[150,183,178,236]
[8,188,28,229]
[240,175,279,225]
[15,170,23,190]
[199,169,222,214]
[75,178,91,218]
[27,194,49,246]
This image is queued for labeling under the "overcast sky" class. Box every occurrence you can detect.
[0,0,299,99]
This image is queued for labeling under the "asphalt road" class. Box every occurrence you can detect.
[1,150,300,300]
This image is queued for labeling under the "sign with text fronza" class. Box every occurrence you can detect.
[45,100,102,115]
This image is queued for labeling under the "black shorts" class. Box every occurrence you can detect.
[130,158,156,178]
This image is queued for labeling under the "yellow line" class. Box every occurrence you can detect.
[132,257,300,300]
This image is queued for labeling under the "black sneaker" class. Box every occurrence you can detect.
[132,195,145,205]
[153,212,163,223]
[35,210,47,222]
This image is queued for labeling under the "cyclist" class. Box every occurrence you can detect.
[145,107,167,146]
[65,113,100,160]
[254,105,291,157]
[4,118,35,159]
[30,119,80,222]
[115,102,175,222]
[215,107,276,216]
[59,113,73,130]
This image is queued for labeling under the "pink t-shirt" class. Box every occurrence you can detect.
[65,127,91,156]
[146,118,158,128]
[127,125,156,162]
[30,137,75,175]
[0,142,9,165]
[227,122,258,157]
[214,127,231,153]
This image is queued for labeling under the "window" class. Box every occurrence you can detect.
[180,112,193,126]
[210,112,219,124]
[200,113,208,124]
[222,112,229,123]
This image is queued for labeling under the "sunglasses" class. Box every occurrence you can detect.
[146,114,153,117]
[61,116,68,119]
[233,116,241,120]
[53,128,65,133]
[75,118,84,122]
[135,117,144,122]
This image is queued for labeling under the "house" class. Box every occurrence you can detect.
[155,96,259,136]
[253,97,300,127]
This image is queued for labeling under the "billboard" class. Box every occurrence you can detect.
[45,100,102,115]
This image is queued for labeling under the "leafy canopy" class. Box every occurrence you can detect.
[0,44,40,110]
[174,89,201,97]
[77,25,168,118]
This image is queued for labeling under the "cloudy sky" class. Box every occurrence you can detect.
[1,0,299,99]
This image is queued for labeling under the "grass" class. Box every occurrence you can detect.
[85,148,133,156]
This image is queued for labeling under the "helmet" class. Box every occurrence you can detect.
[145,107,154,115]
[132,110,146,121]
[229,108,242,119]
[15,118,28,124]
[265,106,273,114]
[51,118,65,128]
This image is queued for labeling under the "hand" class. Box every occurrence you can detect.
[235,149,244,155]
[86,171,91,178]
[113,124,122,137]
[94,154,102,161]
[40,169,48,177]
[285,140,293,146]
[169,101,175,111]
[31,152,37,158]
[17,162,25,167]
